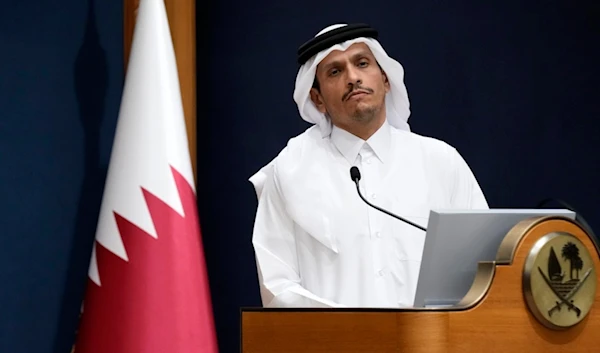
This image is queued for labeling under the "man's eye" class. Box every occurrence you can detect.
[329,68,340,76]
[358,61,369,67]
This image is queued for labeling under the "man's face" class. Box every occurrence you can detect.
[310,43,390,130]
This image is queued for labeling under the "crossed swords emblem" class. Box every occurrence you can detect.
[537,266,593,318]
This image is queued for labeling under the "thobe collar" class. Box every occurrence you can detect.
[330,119,391,164]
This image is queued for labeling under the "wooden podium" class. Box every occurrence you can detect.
[241,216,600,352]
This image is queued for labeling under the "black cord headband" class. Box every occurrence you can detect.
[296,23,379,65]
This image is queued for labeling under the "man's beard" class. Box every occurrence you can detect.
[351,104,380,123]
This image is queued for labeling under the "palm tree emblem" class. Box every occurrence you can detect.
[562,242,583,280]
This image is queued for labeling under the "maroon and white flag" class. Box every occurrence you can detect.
[74,0,218,351]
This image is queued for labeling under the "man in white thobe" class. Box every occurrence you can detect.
[249,23,488,308]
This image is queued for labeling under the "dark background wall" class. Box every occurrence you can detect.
[0,0,122,352]
[0,1,598,352]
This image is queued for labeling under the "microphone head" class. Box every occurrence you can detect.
[350,166,361,181]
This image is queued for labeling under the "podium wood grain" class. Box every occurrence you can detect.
[242,218,600,352]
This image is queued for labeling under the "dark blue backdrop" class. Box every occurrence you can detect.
[1,0,122,352]
[0,1,598,352]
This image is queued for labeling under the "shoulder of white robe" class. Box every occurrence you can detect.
[249,126,321,200]
[249,160,275,200]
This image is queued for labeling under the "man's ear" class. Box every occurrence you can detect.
[382,71,390,93]
[310,88,327,113]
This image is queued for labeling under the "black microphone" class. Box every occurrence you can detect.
[349,166,427,232]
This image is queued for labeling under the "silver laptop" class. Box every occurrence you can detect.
[413,209,576,308]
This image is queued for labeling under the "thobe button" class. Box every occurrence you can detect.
[377,269,385,277]
[375,232,381,238]
[371,193,377,199]
[366,159,372,164]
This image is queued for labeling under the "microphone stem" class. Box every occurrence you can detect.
[354,181,427,232]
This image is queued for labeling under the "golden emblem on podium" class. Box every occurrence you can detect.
[523,231,597,329]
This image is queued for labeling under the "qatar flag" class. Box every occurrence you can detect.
[74,0,218,352]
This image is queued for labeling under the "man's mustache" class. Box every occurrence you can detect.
[342,86,374,101]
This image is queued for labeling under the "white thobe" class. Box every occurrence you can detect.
[251,120,488,308]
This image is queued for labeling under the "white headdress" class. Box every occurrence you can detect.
[295,23,411,136]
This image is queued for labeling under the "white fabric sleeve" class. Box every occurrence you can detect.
[251,159,345,308]
[450,149,489,209]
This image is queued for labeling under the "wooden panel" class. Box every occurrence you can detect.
[396,312,449,353]
[448,219,600,352]
[242,218,600,352]
[124,0,197,179]
[242,311,398,352]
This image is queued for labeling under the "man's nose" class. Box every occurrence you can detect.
[346,66,362,87]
